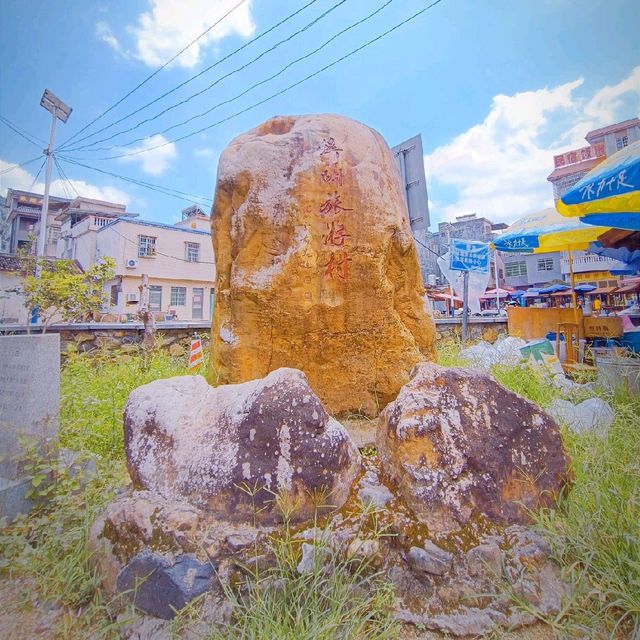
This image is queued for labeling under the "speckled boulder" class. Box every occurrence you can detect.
[124,368,361,524]
[377,362,570,533]
[210,113,436,417]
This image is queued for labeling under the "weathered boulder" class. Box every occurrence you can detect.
[124,368,360,524]
[210,113,435,416]
[377,362,570,533]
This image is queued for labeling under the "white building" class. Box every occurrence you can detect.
[57,200,215,321]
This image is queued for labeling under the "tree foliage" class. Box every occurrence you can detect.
[18,256,115,330]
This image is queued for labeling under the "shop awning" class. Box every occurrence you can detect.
[616,282,640,294]
[587,286,618,295]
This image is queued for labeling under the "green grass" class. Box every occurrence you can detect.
[61,344,210,459]
[209,502,399,640]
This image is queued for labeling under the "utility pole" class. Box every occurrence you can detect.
[36,90,72,272]
[462,270,469,343]
[494,248,500,312]
[138,273,155,357]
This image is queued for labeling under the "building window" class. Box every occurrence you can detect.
[110,284,121,306]
[537,257,554,272]
[47,227,61,243]
[149,285,162,311]
[171,286,186,306]
[185,242,199,262]
[616,135,628,150]
[505,261,527,278]
[138,235,156,257]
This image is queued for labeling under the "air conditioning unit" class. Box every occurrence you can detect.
[126,258,138,269]
[126,293,139,303]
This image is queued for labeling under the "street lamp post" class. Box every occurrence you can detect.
[35,89,72,271]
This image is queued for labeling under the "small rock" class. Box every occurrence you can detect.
[548,397,614,436]
[116,550,216,620]
[297,543,331,574]
[168,343,185,357]
[407,541,452,576]
[226,530,258,552]
[120,614,170,640]
[358,483,394,509]
[466,542,503,577]
[347,537,380,560]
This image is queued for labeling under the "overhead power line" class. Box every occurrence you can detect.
[68,0,444,163]
[28,158,48,191]
[68,0,394,154]
[63,0,347,153]
[59,0,319,151]
[0,115,45,148]
[57,155,213,205]
[0,155,43,176]
[60,0,250,150]
[53,155,82,199]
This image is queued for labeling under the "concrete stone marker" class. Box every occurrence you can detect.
[0,333,60,521]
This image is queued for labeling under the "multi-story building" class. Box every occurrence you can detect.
[502,253,564,289]
[424,214,507,287]
[547,117,640,200]
[2,189,70,256]
[59,201,215,321]
[502,249,628,290]
[1,189,216,323]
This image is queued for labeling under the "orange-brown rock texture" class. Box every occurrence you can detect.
[210,114,435,415]
[377,362,571,534]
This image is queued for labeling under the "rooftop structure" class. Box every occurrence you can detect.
[547,117,640,200]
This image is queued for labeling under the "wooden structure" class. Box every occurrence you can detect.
[583,316,623,339]
[506,307,584,341]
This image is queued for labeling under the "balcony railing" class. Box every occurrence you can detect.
[93,217,112,228]
[560,253,628,273]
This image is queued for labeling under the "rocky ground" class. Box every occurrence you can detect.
[0,575,555,640]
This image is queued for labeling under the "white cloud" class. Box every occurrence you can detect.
[193,146,217,159]
[96,21,128,58]
[129,0,255,68]
[563,66,640,145]
[425,66,640,227]
[0,158,131,205]
[119,134,177,176]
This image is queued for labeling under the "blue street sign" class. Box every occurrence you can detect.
[450,239,490,273]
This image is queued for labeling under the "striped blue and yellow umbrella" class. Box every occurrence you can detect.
[556,140,640,230]
[492,208,610,311]
[492,207,609,254]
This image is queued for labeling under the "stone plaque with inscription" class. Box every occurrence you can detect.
[0,334,60,519]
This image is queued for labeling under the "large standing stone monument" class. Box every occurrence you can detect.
[0,333,60,521]
[210,114,436,415]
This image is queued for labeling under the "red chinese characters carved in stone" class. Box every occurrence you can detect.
[321,166,344,186]
[323,250,352,281]
[323,221,351,247]
[320,137,343,164]
[319,192,353,218]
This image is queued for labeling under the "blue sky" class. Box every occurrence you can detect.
[1,0,638,229]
